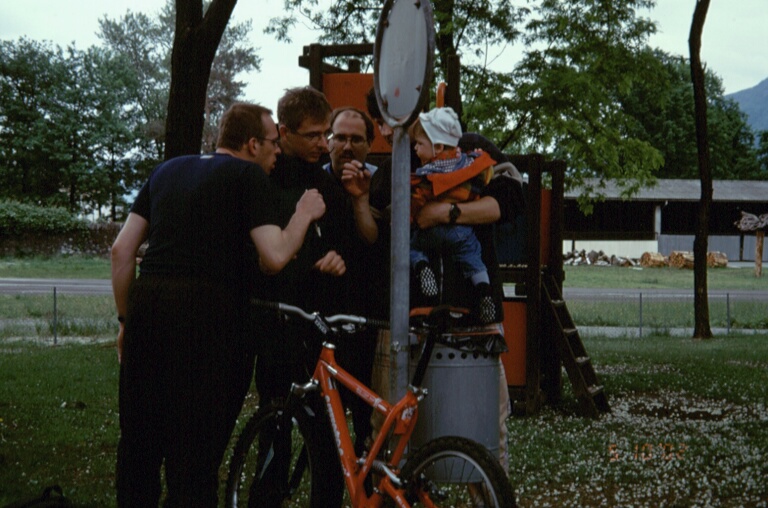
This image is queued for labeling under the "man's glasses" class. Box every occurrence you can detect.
[331,134,367,147]
[259,136,280,149]
[291,130,333,143]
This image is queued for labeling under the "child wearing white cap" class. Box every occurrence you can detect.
[409,106,496,323]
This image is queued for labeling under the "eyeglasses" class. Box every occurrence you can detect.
[258,136,280,149]
[331,134,367,147]
[291,129,333,143]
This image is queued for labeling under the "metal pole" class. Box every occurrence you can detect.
[390,126,411,350]
[639,292,643,339]
[53,286,58,345]
[727,293,731,334]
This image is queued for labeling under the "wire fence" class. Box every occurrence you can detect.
[567,292,768,337]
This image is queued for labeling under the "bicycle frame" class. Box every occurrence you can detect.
[304,340,426,507]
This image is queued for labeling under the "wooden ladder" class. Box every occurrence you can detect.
[542,274,610,417]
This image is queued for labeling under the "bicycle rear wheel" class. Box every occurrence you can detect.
[225,401,313,508]
[399,436,517,508]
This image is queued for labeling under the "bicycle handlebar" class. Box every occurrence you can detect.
[251,299,390,330]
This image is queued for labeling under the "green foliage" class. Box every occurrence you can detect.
[621,51,762,180]
[510,0,664,191]
[0,38,142,218]
[0,1,259,219]
[0,200,87,236]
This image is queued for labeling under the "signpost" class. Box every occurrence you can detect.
[373,0,435,347]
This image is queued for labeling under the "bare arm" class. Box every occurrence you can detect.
[414,195,501,229]
[110,212,149,362]
[250,189,325,274]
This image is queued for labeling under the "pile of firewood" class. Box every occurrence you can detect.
[564,249,638,267]
[640,251,728,269]
[565,250,729,268]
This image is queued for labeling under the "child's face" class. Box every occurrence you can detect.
[413,133,434,165]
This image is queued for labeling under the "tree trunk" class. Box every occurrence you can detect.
[756,231,764,278]
[689,0,713,339]
[164,0,237,160]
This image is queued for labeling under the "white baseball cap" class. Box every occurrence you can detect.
[418,107,462,147]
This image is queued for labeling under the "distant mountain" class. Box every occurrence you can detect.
[727,78,768,135]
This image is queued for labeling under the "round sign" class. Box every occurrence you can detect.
[373,0,435,127]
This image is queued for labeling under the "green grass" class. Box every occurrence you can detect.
[560,265,768,330]
[0,294,115,340]
[563,264,768,291]
[0,256,110,279]
[1,336,766,506]
[1,256,766,290]
[1,257,767,505]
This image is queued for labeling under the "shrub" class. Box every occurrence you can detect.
[0,200,88,235]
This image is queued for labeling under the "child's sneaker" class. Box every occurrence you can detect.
[415,261,439,298]
[475,282,495,324]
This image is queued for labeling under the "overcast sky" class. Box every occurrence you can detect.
[1,0,766,112]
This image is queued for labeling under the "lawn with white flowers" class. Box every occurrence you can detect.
[507,334,768,507]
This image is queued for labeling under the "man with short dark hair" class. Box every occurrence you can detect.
[322,106,383,460]
[253,87,351,508]
[111,102,325,507]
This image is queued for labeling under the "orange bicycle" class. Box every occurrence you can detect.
[225,300,516,507]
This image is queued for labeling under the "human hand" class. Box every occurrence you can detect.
[314,250,346,276]
[340,161,371,198]
[414,201,450,229]
[296,189,326,221]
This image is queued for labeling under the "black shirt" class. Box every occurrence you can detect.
[131,152,277,299]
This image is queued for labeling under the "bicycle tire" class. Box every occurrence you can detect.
[225,403,312,508]
[399,435,517,508]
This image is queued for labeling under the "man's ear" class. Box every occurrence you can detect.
[247,138,260,157]
[278,124,289,138]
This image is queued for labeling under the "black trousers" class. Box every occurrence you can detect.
[116,275,256,508]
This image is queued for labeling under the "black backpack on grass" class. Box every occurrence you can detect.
[3,485,72,508]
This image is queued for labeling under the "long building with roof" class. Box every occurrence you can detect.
[562,179,768,261]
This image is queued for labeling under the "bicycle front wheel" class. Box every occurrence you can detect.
[225,401,314,508]
[399,436,517,508]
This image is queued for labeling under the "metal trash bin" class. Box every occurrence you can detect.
[378,327,503,481]
[409,340,500,456]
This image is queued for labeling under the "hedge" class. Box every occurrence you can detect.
[0,200,120,257]
[0,200,88,235]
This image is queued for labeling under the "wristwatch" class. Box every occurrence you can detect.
[448,203,461,224]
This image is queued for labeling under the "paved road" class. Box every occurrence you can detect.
[2,278,767,301]
[0,278,112,295]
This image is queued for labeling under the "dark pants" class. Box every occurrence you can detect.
[116,275,256,508]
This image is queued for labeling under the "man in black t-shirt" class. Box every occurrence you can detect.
[111,103,326,507]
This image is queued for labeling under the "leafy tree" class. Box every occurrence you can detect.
[0,38,65,203]
[1,39,146,217]
[620,51,761,180]
[99,0,260,159]
[98,10,171,163]
[510,0,665,200]
[267,0,668,196]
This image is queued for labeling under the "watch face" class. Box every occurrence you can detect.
[450,204,461,222]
